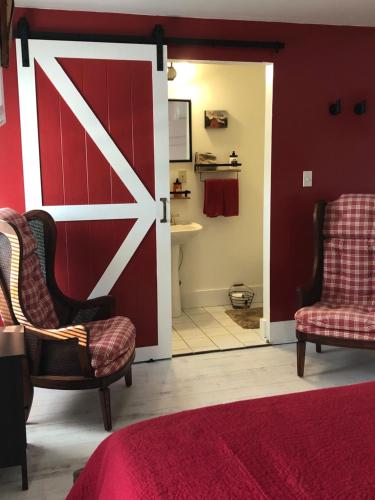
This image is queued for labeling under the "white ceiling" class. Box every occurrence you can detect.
[14,0,375,27]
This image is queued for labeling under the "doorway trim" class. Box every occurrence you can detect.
[261,63,273,343]
[169,58,274,342]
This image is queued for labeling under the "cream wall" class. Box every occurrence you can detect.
[168,61,266,308]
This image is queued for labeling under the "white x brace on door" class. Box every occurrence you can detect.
[16,39,171,361]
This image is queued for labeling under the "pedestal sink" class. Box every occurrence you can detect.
[171,223,203,317]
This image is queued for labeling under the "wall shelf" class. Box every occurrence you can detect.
[170,190,191,199]
[196,168,241,173]
[194,164,242,181]
[195,162,242,171]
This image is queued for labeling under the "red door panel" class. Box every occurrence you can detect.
[35,57,158,347]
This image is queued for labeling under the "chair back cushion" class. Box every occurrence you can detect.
[0,208,59,328]
[322,194,375,307]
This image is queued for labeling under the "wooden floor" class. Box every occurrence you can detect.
[1,342,375,499]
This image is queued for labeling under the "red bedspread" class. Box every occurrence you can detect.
[67,382,375,499]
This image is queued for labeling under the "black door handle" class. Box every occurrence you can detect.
[160,197,168,223]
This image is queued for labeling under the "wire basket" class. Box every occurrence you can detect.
[228,283,255,309]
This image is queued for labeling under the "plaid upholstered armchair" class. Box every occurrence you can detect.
[295,194,375,377]
[0,208,135,430]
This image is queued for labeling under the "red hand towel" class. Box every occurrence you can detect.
[203,179,239,217]
[223,178,239,216]
[203,179,223,217]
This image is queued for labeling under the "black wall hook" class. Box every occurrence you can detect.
[354,100,367,115]
[329,99,341,116]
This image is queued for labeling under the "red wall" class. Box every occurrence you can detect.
[2,8,375,322]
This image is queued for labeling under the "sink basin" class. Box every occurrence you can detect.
[171,222,203,246]
[170,222,203,317]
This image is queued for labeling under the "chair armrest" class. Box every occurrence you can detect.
[297,200,326,310]
[56,294,115,324]
[24,324,94,378]
[73,295,115,320]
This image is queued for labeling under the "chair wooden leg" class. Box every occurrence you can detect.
[25,384,34,422]
[316,343,322,353]
[125,365,132,387]
[297,340,306,377]
[22,359,34,422]
[21,453,28,491]
[99,387,112,431]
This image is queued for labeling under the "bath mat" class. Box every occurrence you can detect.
[225,307,263,329]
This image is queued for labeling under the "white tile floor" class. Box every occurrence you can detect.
[172,305,267,355]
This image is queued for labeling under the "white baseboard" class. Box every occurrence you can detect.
[135,345,171,362]
[268,320,296,344]
[259,317,269,341]
[181,285,263,309]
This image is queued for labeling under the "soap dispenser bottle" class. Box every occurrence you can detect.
[229,151,239,166]
[173,178,182,198]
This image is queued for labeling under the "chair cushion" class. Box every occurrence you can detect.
[321,238,375,307]
[322,195,375,308]
[87,316,136,377]
[295,303,375,341]
[94,346,135,378]
[323,194,375,239]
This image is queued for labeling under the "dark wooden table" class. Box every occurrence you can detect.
[0,326,28,490]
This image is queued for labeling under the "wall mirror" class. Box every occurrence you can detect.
[168,99,192,163]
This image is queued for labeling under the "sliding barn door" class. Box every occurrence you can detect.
[16,40,171,361]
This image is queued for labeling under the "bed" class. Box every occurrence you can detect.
[67,382,375,499]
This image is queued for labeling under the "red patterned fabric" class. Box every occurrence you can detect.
[67,381,375,499]
[296,194,375,339]
[21,254,59,328]
[94,341,135,377]
[0,208,59,328]
[0,207,37,258]
[295,303,375,340]
[87,316,136,377]
[321,238,375,306]
[323,193,375,239]
[322,194,375,307]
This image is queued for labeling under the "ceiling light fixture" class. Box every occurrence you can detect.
[168,62,177,81]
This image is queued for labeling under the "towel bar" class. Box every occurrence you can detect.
[197,169,241,182]
[195,163,242,181]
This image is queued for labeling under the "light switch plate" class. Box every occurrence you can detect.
[303,171,312,187]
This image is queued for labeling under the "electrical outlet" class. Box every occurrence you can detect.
[178,170,187,184]
[303,171,312,187]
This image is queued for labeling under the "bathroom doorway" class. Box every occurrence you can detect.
[168,60,273,355]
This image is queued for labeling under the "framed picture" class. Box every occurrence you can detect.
[204,110,228,129]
